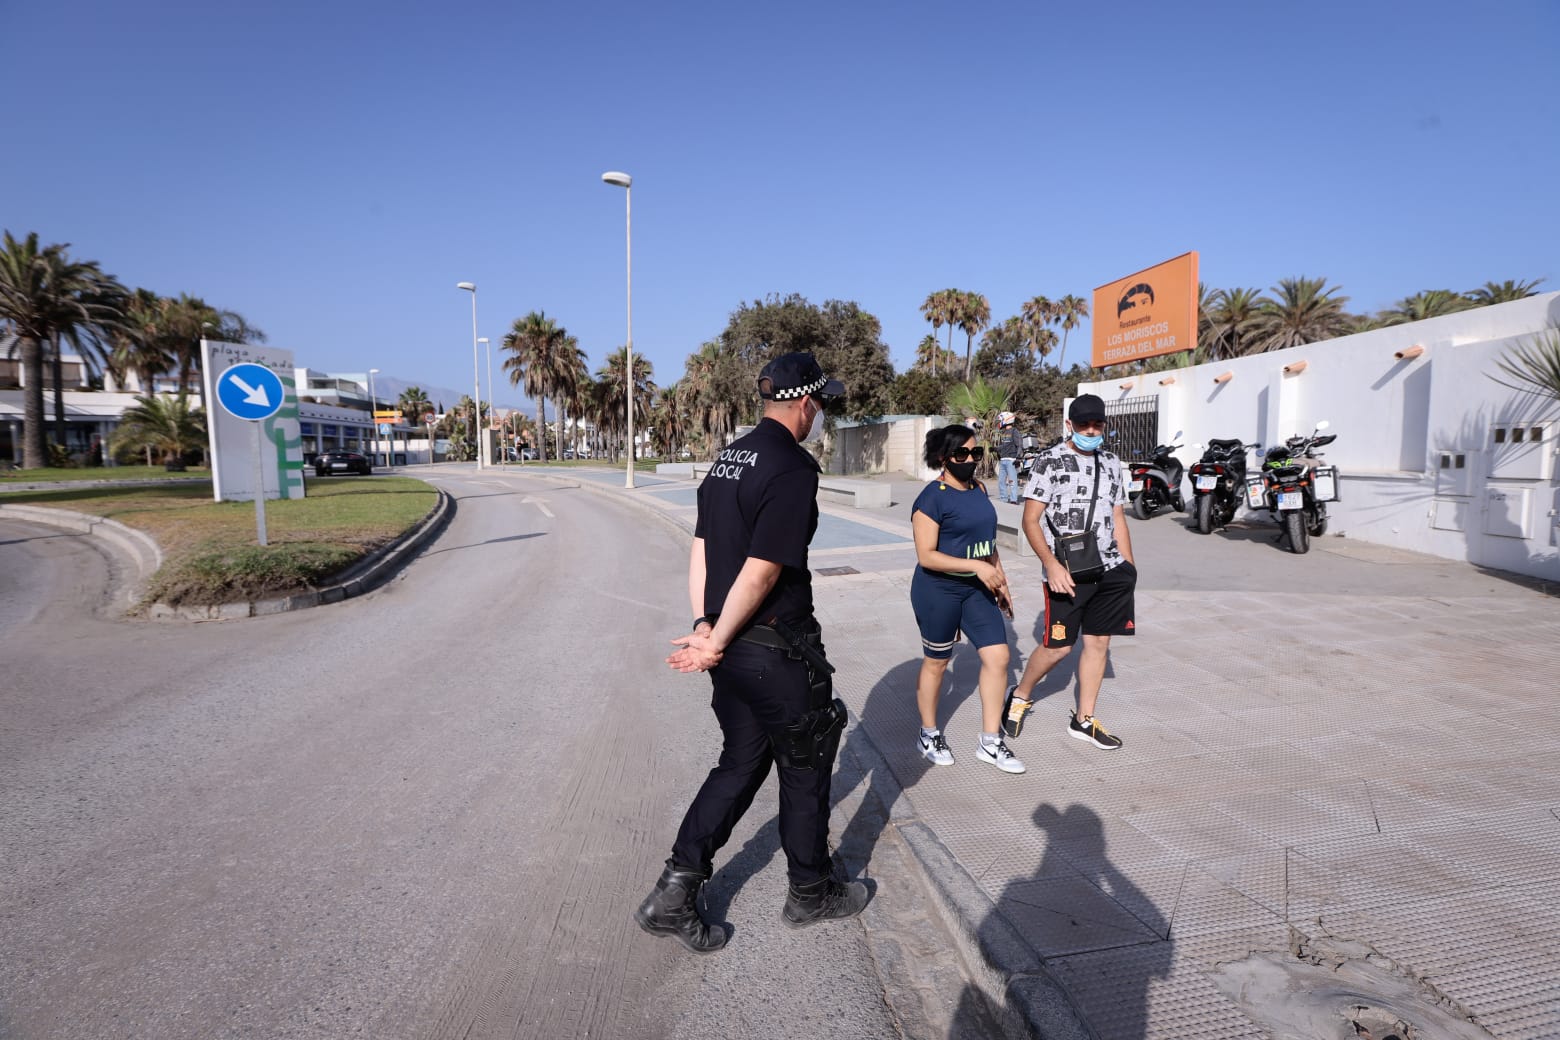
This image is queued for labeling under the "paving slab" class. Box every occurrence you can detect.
[558,465,1560,1039]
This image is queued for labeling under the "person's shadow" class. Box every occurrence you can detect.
[949,803,1173,1039]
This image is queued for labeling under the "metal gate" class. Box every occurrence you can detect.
[1106,395,1160,463]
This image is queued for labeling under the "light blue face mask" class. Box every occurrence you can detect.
[1071,431,1104,451]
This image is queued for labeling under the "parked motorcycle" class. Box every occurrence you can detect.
[1128,437,1186,520]
[1245,421,1339,554]
[1016,433,1044,485]
[1189,438,1259,534]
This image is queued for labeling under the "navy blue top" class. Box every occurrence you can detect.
[912,479,998,578]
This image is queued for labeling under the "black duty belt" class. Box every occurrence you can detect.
[735,618,834,675]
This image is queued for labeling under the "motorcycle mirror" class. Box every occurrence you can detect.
[1172,430,1184,440]
[1315,420,1331,431]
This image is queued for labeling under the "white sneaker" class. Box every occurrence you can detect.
[975,738,1025,774]
[919,730,955,766]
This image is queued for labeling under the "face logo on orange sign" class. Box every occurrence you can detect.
[1117,282,1156,319]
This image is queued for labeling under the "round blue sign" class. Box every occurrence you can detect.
[216,363,286,422]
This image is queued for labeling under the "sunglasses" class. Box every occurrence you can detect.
[948,446,985,462]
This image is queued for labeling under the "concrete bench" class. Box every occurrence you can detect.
[817,477,892,509]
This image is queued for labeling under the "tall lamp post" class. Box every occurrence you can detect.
[601,170,634,489]
[456,282,483,468]
[479,336,495,465]
[367,367,380,466]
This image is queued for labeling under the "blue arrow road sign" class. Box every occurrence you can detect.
[216,363,285,421]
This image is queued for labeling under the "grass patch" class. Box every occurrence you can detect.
[1,465,209,484]
[4,476,437,606]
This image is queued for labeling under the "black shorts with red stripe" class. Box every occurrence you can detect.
[1041,561,1137,648]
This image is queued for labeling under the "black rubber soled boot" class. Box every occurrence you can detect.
[781,876,870,929]
[634,863,727,954]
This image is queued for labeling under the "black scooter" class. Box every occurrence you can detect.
[1189,438,1260,534]
[1128,439,1186,520]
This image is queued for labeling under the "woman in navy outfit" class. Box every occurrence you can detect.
[909,424,1024,774]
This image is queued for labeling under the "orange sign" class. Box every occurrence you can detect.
[1091,251,1199,368]
[373,410,402,424]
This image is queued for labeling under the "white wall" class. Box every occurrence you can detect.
[1078,293,1560,582]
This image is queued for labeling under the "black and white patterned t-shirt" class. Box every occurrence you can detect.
[1021,444,1129,569]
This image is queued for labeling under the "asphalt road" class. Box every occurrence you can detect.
[0,470,962,1040]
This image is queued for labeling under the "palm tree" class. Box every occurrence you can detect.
[1248,277,1355,352]
[945,376,1010,477]
[1491,327,1560,403]
[1052,294,1090,370]
[398,386,432,425]
[1469,279,1546,306]
[161,293,265,400]
[109,392,206,467]
[682,341,742,458]
[919,292,950,376]
[1020,296,1056,366]
[1377,289,1474,326]
[649,383,689,459]
[501,310,571,462]
[598,346,655,461]
[555,343,590,458]
[957,291,991,381]
[1204,287,1267,361]
[108,288,178,392]
[0,231,126,467]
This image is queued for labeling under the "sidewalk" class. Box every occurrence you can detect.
[558,465,1560,1039]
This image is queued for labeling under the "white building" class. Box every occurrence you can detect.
[1074,293,1560,583]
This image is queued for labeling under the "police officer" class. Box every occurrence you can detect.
[634,352,870,953]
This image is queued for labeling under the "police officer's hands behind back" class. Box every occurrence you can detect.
[668,621,723,673]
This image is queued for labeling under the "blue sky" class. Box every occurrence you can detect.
[5,0,1558,410]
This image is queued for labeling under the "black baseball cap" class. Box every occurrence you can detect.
[1068,394,1107,424]
[757,352,845,401]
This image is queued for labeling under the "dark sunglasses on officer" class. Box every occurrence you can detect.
[948,445,985,462]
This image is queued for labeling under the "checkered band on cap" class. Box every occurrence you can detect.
[769,375,829,400]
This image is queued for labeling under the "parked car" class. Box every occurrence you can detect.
[313,450,373,476]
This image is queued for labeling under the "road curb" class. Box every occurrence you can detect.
[0,503,165,610]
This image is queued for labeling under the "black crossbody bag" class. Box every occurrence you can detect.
[1045,454,1105,583]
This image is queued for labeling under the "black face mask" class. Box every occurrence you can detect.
[945,460,978,483]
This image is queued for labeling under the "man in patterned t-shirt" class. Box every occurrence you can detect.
[1001,394,1137,750]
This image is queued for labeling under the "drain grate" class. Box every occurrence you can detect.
[815,566,859,576]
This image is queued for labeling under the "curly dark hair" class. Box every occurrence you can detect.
[923,424,976,469]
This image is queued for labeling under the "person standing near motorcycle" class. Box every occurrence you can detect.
[637,352,870,954]
[996,412,1022,505]
[909,424,1024,774]
[1002,394,1135,751]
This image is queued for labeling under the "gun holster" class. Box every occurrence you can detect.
[739,618,848,770]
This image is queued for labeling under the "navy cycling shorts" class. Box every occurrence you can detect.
[911,567,1008,659]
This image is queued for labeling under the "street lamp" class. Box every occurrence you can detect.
[367,368,380,466]
[456,282,483,468]
[479,336,494,466]
[601,170,634,489]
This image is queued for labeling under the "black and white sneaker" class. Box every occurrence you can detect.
[1069,712,1123,750]
[975,738,1025,774]
[919,730,955,766]
[1002,684,1032,739]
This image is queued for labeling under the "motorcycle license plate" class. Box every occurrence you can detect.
[1128,480,1143,493]
[1278,491,1303,510]
[1195,475,1217,491]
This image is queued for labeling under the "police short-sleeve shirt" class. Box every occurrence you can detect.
[1021,443,1129,569]
[695,417,820,626]
[911,480,997,578]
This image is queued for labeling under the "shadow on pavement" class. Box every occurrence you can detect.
[952,803,1172,1040]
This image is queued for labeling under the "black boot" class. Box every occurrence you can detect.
[781,875,870,929]
[634,862,727,954]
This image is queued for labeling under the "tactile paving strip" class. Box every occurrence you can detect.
[1046,942,1267,1040]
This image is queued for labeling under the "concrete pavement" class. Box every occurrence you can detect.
[542,463,1560,1040]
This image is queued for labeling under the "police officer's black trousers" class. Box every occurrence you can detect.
[670,639,835,887]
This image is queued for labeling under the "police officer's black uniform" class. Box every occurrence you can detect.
[635,352,868,953]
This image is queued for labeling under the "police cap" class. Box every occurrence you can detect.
[757,352,845,402]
